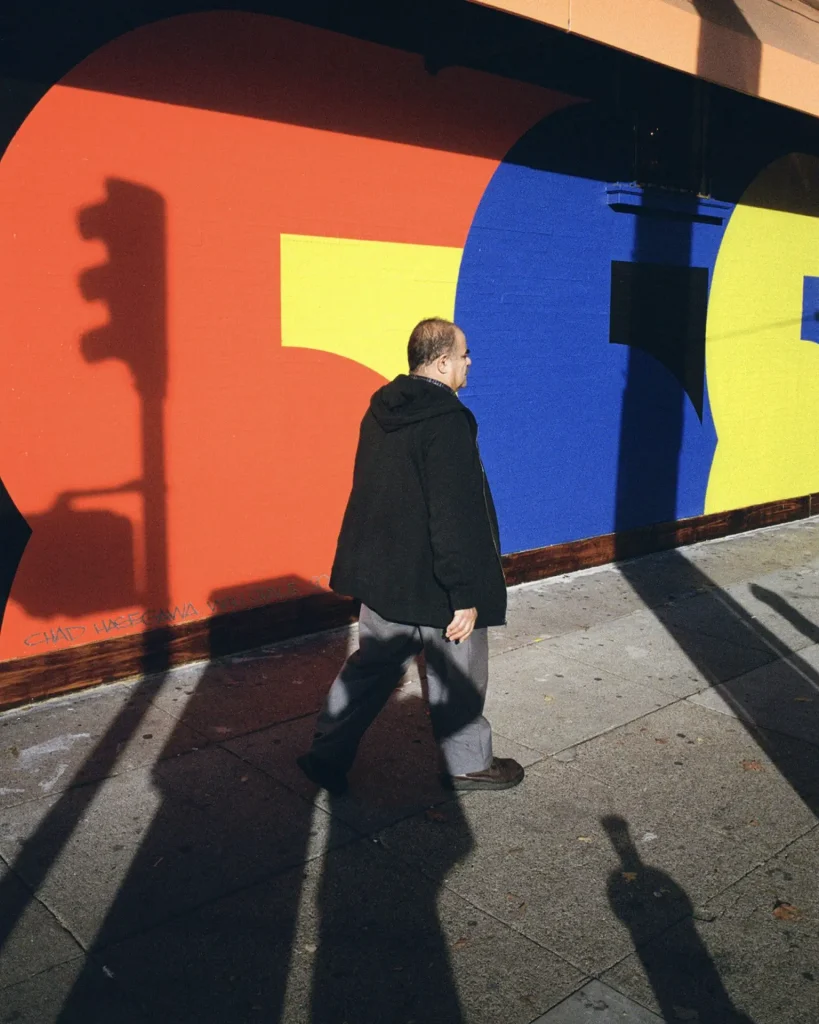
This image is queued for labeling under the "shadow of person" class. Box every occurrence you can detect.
[308,691,473,1024]
[602,815,756,1024]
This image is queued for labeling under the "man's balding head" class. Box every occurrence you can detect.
[408,318,471,392]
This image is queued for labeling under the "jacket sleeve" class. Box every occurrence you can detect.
[421,411,489,610]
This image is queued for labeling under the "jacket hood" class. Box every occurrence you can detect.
[370,374,463,432]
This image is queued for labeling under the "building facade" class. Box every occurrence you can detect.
[1,1,818,704]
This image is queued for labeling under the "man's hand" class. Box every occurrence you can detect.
[446,607,478,643]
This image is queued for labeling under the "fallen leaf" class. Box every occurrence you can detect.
[452,937,469,950]
[655,738,668,744]
[240,775,249,783]
[544,695,554,703]
[304,943,318,954]
[742,760,764,772]
[577,836,593,843]
[425,809,448,823]
[622,872,638,883]
[794,697,813,703]
[748,819,760,827]
[773,901,801,921]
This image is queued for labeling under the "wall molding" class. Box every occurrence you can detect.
[2,491,818,712]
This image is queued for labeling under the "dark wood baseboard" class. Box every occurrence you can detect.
[2,491,818,712]
[502,494,819,585]
[0,592,359,712]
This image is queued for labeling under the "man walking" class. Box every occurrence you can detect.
[297,318,523,794]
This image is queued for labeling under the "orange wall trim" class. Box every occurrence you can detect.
[470,0,819,119]
[2,492,816,713]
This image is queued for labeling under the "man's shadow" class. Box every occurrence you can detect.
[309,685,474,1024]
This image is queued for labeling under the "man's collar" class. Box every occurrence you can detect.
[409,373,455,395]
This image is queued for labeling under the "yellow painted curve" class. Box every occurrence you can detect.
[280,234,463,382]
[705,153,819,513]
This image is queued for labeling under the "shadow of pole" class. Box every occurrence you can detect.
[0,181,173,962]
[52,578,327,1023]
[609,6,767,1019]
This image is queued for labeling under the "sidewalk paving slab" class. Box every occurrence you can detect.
[0,859,82,990]
[566,700,819,854]
[0,680,202,811]
[0,746,354,949]
[668,522,819,584]
[602,827,819,1024]
[655,589,786,655]
[143,631,350,742]
[719,576,819,653]
[483,644,675,754]
[530,979,662,1022]
[0,957,148,1024]
[538,608,776,699]
[489,571,644,656]
[689,644,819,748]
[1,519,819,1022]
[97,838,584,1024]
[377,760,696,974]
[225,680,543,835]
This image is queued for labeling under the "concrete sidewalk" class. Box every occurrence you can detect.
[1,520,818,1023]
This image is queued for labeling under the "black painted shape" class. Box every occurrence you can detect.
[0,475,32,636]
[610,260,709,420]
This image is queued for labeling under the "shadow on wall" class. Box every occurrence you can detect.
[693,0,762,97]
[10,179,168,636]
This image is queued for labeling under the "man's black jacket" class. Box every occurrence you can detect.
[331,374,507,629]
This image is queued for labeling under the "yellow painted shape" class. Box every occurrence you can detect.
[280,234,463,382]
[705,153,819,513]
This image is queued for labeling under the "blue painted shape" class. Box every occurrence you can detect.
[455,104,733,554]
[801,276,819,343]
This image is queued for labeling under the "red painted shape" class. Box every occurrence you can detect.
[0,12,565,658]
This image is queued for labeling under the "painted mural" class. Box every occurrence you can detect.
[0,12,562,660]
[1,11,817,662]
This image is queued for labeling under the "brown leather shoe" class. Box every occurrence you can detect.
[447,757,524,791]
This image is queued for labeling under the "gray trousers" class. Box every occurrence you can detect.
[309,604,493,776]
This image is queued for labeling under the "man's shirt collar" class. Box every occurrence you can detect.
[409,374,455,395]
